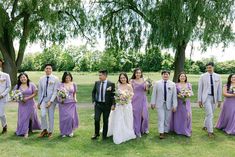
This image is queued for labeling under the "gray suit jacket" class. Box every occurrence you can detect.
[0,72,11,103]
[38,74,59,104]
[198,72,222,104]
[151,80,177,110]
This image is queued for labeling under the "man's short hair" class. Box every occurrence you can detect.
[161,70,170,75]
[99,69,108,76]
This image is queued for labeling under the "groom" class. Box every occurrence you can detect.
[198,62,222,138]
[151,70,177,139]
[91,69,115,140]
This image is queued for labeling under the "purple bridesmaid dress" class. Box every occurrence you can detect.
[216,85,235,134]
[15,83,41,136]
[170,83,192,137]
[58,83,79,136]
[131,80,149,137]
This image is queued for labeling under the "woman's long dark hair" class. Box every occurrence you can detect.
[17,72,30,89]
[62,71,73,83]
[177,72,188,83]
[131,68,143,79]
[118,72,129,84]
[227,73,235,91]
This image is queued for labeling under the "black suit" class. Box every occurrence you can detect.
[92,80,115,138]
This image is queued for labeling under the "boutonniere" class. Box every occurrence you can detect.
[0,78,6,83]
[107,86,112,91]
[49,81,54,85]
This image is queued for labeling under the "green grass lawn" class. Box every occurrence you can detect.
[1,71,233,157]
[24,71,229,103]
[0,105,235,157]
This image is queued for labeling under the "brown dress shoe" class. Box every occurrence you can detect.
[202,127,207,131]
[208,132,215,138]
[2,125,7,134]
[159,133,165,139]
[38,129,48,138]
[48,132,53,138]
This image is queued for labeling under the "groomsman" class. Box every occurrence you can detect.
[91,69,115,140]
[151,70,177,139]
[0,59,11,134]
[198,62,222,138]
[38,64,59,138]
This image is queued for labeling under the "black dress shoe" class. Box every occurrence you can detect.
[102,136,108,140]
[91,134,100,140]
[202,127,207,131]
[2,125,7,134]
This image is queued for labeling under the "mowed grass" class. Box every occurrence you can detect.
[0,105,235,157]
[0,72,233,157]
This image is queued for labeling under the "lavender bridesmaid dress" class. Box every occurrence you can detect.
[131,80,149,137]
[15,83,41,136]
[216,85,235,135]
[170,83,192,137]
[58,83,79,136]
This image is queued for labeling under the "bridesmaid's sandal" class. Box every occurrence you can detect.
[62,135,66,138]
[24,134,29,138]
[69,133,74,137]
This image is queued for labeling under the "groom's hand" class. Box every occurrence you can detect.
[151,104,155,110]
[172,107,176,112]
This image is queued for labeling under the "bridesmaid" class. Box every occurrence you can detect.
[14,72,41,138]
[216,74,235,134]
[170,72,193,137]
[58,72,79,137]
[130,68,149,137]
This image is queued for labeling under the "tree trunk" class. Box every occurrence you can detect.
[173,41,187,82]
[3,57,18,86]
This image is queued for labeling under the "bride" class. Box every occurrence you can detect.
[107,72,136,144]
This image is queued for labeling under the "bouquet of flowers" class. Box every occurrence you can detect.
[115,89,133,105]
[57,88,69,103]
[145,77,153,94]
[229,86,235,94]
[178,88,192,104]
[12,90,24,102]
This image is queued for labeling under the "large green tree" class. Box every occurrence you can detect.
[0,0,87,85]
[91,0,235,81]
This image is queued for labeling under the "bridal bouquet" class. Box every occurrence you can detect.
[57,88,69,103]
[12,90,24,102]
[145,77,153,94]
[229,86,235,94]
[178,88,192,104]
[115,90,133,105]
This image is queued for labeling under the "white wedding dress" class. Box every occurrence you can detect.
[107,88,136,144]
